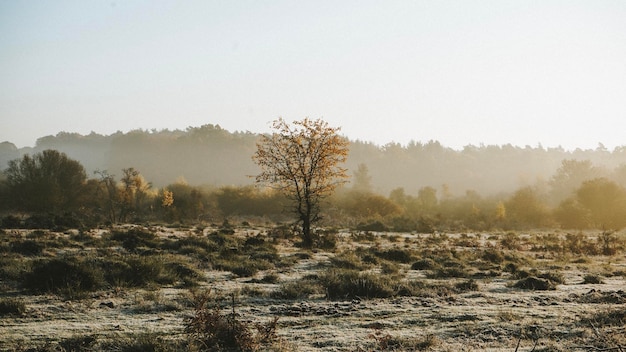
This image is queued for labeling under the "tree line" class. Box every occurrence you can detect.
[3,124,626,197]
[2,148,626,232]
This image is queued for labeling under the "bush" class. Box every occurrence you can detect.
[58,335,97,352]
[108,228,160,251]
[513,276,557,291]
[10,239,44,256]
[24,257,105,297]
[24,214,56,229]
[272,276,321,299]
[0,298,26,316]
[104,333,180,352]
[411,258,438,270]
[320,269,397,299]
[582,274,605,284]
[185,292,279,351]
[1,215,21,228]
[357,221,388,232]
[372,248,416,263]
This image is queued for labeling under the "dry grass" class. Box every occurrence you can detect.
[0,227,625,351]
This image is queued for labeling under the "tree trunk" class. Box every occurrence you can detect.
[301,216,313,248]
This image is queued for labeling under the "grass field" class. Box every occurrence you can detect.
[1,225,625,351]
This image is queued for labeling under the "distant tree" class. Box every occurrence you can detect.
[549,159,602,204]
[5,150,86,213]
[553,198,591,229]
[505,186,551,228]
[576,178,626,229]
[118,168,152,222]
[94,170,119,223]
[253,118,349,247]
[417,186,438,212]
[352,163,372,193]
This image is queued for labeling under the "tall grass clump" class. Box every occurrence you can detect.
[320,269,397,299]
[24,257,105,298]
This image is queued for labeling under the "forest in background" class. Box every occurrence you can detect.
[2,124,626,231]
[2,124,626,196]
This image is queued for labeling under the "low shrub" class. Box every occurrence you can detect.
[372,248,416,263]
[24,257,105,297]
[513,276,557,290]
[426,267,471,279]
[1,215,22,228]
[581,308,626,326]
[411,258,438,270]
[582,274,605,284]
[320,269,397,299]
[481,249,505,264]
[10,239,44,256]
[107,228,160,251]
[357,221,388,232]
[185,292,279,351]
[455,279,479,292]
[0,298,26,316]
[330,252,370,270]
[272,275,321,299]
[102,333,181,352]
[58,335,97,352]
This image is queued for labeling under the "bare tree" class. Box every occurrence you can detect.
[253,118,349,247]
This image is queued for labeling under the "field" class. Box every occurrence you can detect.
[1,225,625,351]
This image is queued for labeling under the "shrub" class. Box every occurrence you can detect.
[102,333,180,352]
[320,269,397,299]
[455,279,479,292]
[582,274,605,284]
[481,249,505,264]
[581,308,626,326]
[538,271,565,285]
[411,258,438,270]
[10,239,44,256]
[357,221,388,232]
[0,298,26,316]
[24,214,56,229]
[108,228,160,251]
[58,335,97,352]
[330,252,370,270]
[395,280,456,297]
[185,292,279,351]
[426,267,470,279]
[272,276,321,299]
[372,248,416,263]
[513,276,556,290]
[24,257,105,297]
[1,215,22,228]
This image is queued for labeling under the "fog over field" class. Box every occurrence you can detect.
[2,126,626,198]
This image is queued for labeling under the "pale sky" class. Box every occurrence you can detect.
[1,0,625,150]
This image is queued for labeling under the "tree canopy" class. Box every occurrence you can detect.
[253,118,349,247]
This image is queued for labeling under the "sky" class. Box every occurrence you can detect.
[1,0,625,150]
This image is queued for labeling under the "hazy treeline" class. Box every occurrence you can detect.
[2,125,626,196]
[2,125,626,231]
